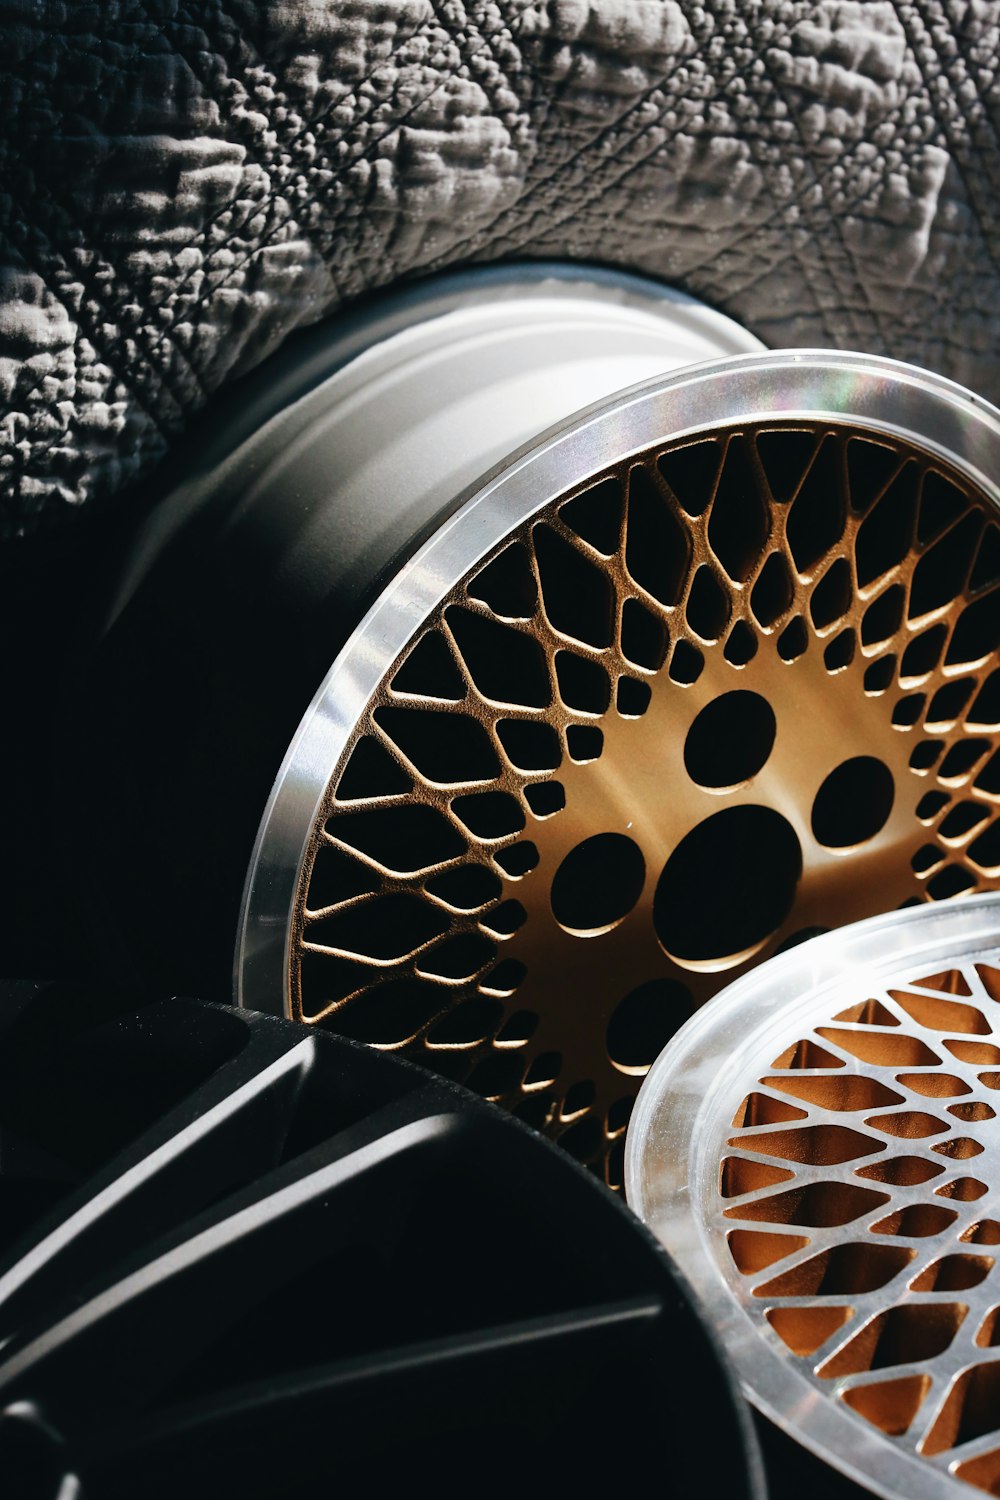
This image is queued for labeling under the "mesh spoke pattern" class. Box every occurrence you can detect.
[293,422,1000,1185]
[721,955,1000,1493]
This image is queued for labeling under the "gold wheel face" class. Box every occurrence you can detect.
[291,420,1000,1186]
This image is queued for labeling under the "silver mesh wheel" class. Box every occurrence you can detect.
[628,893,1000,1499]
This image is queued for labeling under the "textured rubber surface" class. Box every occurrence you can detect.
[3,0,1000,534]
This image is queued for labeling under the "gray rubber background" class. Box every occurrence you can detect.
[3,0,1000,537]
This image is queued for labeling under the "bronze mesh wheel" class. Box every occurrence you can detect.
[75,292,1000,1187]
[628,895,1000,1500]
[287,421,1000,1188]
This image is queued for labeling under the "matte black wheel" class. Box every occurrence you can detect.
[0,981,764,1498]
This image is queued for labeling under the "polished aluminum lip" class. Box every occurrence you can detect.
[626,892,1000,1500]
[235,351,1000,1016]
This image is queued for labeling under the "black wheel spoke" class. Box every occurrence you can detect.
[0,1086,464,1419]
[0,1016,315,1336]
[88,1297,666,1495]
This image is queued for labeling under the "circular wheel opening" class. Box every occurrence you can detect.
[812,755,896,848]
[653,806,802,966]
[684,690,777,789]
[551,833,645,934]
